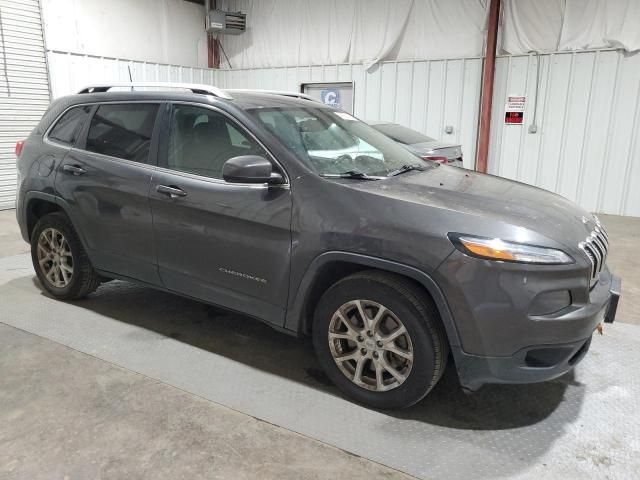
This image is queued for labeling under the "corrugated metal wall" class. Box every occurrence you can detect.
[47,53,483,170]
[0,0,50,210]
[489,49,640,217]
[47,50,216,99]
[43,48,640,217]
[210,60,484,170]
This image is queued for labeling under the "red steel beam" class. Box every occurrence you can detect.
[476,0,501,173]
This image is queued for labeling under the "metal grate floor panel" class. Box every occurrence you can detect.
[1,254,639,479]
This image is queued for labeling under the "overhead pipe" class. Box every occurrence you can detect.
[475,0,501,173]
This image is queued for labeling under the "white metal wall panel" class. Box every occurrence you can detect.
[50,54,483,167]
[209,59,484,169]
[47,48,640,216]
[46,51,216,100]
[489,49,640,216]
[0,0,50,210]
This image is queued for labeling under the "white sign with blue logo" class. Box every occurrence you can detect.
[321,89,341,108]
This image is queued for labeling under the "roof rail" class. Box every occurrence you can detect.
[77,82,233,100]
[226,89,319,102]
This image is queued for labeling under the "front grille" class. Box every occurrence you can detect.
[578,219,609,286]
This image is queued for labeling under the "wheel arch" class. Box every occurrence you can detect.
[285,252,461,349]
[23,193,90,254]
[23,192,62,242]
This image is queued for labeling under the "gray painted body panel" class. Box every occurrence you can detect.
[149,169,292,325]
[15,90,618,390]
[55,149,160,284]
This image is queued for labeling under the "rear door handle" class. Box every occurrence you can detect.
[63,164,86,176]
[156,185,187,198]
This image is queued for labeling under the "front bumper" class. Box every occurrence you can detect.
[454,274,621,390]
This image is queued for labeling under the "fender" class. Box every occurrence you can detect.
[284,251,462,349]
[20,191,59,242]
[21,192,95,265]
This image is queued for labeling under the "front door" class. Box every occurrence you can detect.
[149,103,292,326]
[55,102,162,284]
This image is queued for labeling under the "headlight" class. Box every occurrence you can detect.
[449,234,574,264]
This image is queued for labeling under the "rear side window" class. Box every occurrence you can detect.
[86,104,159,163]
[48,105,92,146]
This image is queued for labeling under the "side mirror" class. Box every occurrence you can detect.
[222,155,284,184]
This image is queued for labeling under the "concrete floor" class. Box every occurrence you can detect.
[597,214,640,325]
[0,324,407,480]
[0,208,639,479]
[0,209,410,479]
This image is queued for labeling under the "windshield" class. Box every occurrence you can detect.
[371,123,436,145]
[248,107,432,177]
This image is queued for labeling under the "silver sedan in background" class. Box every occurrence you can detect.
[368,121,464,168]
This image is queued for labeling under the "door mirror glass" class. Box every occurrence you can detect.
[222,155,284,184]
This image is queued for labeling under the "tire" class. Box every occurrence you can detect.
[30,212,101,300]
[312,270,449,409]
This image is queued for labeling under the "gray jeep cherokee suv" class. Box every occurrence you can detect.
[16,83,621,409]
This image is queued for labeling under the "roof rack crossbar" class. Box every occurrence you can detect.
[226,89,319,102]
[77,82,234,100]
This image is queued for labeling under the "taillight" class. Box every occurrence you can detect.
[422,155,448,164]
[15,140,25,158]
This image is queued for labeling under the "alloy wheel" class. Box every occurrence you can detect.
[37,227,74,288]
[328,299,414,392]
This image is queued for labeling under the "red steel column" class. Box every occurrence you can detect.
[207,34,215,68]
[476,0,501,173]
[206,0,220,69]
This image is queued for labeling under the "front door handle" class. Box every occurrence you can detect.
[63,164,86,176]
[156,185,187,198]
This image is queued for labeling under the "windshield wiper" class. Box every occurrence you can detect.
[388,164,427,177]
[320,171,378,180]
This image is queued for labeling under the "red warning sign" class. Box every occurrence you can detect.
[504,95,525,125]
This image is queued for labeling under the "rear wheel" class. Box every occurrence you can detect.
[31,212,100,300]
[313,270,448,409]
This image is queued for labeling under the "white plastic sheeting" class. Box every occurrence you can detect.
[500,0,566,54]
[558,0,640,52]
[218,0,640,69]
[218,0,488,69]
[502,0,640,54]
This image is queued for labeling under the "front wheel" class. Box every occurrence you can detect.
[313,270,449,409]
[31,212,101,300]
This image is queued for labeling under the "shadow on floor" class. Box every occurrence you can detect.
[26,276,580,433]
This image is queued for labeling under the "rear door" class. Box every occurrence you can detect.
[149,102,292,326]
[55,102,162,284]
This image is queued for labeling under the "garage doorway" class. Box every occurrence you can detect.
[302,82,354,114]
[0,0,50,210]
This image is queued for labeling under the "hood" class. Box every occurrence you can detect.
[351,165,596,249]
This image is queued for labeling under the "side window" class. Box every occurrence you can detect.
[86,104,159,163]
[164,105,266,180]
[48,105,92,146]
[227,123,251,149]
